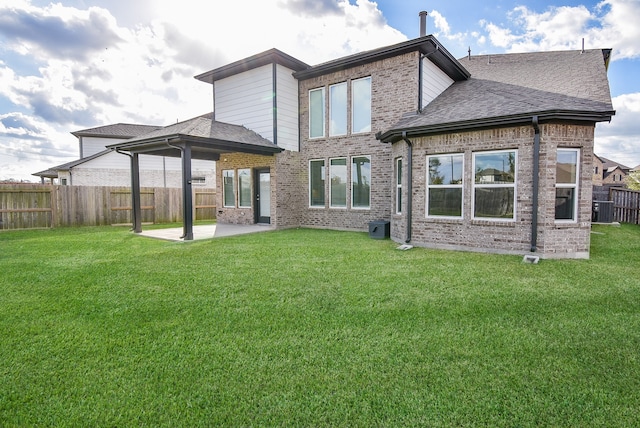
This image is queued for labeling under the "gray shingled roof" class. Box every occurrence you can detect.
[32,150,113,177]
[599,156,631,171]
[378,49,615,142]
[293,35,469,81]
[71,123,162,138]
[109,114,283,158]
[195,48,309,84]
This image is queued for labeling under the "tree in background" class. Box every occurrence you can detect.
[627,171,640,191]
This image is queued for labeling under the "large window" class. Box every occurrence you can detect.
[238,169,251,208]
[352,77,371,134]
[309,160,325,207]
[329,83,347,136]
[555,148,579,221]
[427,154,463,217]
[351,156,371,209]
[396,158,402,214]
[330,158,347,208]
[223,170,235,207]
[473,150,516,220]
[309,87,325,138]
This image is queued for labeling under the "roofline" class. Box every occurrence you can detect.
[71,124,161,138]
[194,48,310,84]
[108,134,284,156]
[377,110,616,143]
[47,149,114,171]
[292,35,470,81]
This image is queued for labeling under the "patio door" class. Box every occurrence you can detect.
[255,168,270,224]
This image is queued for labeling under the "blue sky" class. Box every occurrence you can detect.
[1,0,639,180]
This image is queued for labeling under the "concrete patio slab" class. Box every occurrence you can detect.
[137,223,274,242]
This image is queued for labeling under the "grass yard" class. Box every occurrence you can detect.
[1,224,639,426]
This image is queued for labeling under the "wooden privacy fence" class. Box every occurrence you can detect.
[610,187,640,225]
[0,184,216,231]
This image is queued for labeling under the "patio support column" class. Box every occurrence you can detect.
[181,143,194,240]
[130,152,142,233]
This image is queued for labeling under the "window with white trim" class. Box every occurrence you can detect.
[330,158,347,208]
[223,170,235,207]
[427,154,463,217]
[473,150,516,220]
[396,158,402,214]
[555,148,579,221]
[352,77,371,134]
[238,169,251,208]
[351,156,371,209]
[329,83,347,136]
[309,160,325,207]
[309,87,325,138]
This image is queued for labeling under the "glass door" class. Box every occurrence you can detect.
[255,168,270,224]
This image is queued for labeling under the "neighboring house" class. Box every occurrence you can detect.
[592,154,605,186]
[595,155,630,186]
[33,123,216,187]
[110,17,614,258]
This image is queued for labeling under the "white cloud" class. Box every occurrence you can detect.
[429,10,469,45]
[0,0,409,180]
[0,112,77,180]
[480,0,640,59]
[595,93,640,167]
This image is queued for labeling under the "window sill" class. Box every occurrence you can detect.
[471,219,516,227]
[554,221,580,228]
[426,216,463,223]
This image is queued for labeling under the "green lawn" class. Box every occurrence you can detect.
[1,224,639,426]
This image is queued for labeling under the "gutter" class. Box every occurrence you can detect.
[377,109,616,143]
[531,116,540,252]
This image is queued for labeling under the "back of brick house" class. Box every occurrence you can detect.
[150,14,615,258]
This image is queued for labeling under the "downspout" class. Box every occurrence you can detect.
[531,116,540,252]
[402,131,413,243]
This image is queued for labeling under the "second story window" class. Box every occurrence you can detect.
[309,76,371,139]
[309,87,325,138]
[329,83,347,136]
[352,76,371,134]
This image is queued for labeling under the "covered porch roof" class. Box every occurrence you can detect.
[107,113,283,240]
[107,113,284,159]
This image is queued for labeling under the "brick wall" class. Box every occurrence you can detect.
[216,153,277,225]
[295,52,419,231]
[392,122,595,259]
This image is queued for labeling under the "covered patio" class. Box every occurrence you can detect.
[139,223,275,242]
[108,113,283,240]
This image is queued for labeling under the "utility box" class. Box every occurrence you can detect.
[592,200,614,223]
[368,220,390,239]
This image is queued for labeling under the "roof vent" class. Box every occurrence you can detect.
[419,11,428,37]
